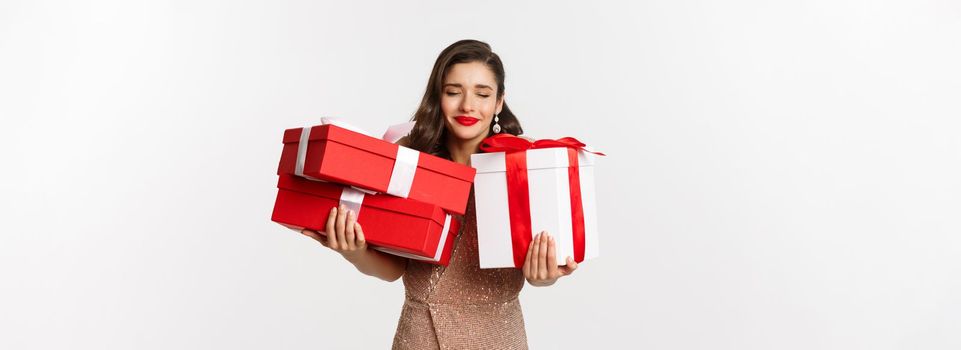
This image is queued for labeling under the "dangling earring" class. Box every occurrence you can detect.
[492,113,502,133]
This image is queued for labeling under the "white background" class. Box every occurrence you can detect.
[2,1,960,349]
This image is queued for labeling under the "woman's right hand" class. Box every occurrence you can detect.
[300,204,368,260]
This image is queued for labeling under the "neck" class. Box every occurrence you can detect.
[446,134,486,166]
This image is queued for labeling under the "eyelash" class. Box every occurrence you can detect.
[445,92,490,98]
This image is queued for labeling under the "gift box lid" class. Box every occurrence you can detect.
[282,124,476,182]
[471,148,597,174]
[275,174,449,226]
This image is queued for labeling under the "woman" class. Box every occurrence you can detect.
[301,39,579,349]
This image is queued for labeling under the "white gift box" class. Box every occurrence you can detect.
[471,147,600,269]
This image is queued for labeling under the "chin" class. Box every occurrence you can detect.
[446,123,488,142]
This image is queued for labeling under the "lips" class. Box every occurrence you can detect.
[454,116,480,126]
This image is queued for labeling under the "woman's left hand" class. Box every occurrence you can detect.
[522,231,578,287]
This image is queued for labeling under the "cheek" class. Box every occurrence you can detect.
[439,96,458,116]
[481,101,494,113]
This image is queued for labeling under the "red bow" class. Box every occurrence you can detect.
[479,134,603,268]
[480,134,606,156]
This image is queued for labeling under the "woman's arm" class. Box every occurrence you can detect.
[301,205,408,282]
[342,246,408,282]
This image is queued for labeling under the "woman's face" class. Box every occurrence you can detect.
[440,61,504,144]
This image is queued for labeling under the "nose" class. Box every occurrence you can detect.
[459,94,474,113]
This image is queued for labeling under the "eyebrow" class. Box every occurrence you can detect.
[443,83,494,90]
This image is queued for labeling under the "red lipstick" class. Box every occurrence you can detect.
[454,116,479,126]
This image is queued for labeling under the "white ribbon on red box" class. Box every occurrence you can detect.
[338,187,366,218]
[373,214,453,262]
[293,118,418,198]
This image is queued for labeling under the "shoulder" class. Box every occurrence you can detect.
[395,135,410,147]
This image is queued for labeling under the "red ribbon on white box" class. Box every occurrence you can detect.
[294,118,418,197]
[479,134,605,268]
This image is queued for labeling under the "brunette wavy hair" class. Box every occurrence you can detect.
[405,39,523,158]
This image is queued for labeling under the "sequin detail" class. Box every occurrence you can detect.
[392,191,528,349]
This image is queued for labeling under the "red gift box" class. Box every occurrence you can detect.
[371,224,458,266]
[277,124,476,215]
[271,174,459,265]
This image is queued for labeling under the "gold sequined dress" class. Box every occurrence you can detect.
[392,192,528,349]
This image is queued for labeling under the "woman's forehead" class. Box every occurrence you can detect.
[444,62,496,85]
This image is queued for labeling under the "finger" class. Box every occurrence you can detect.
[354,222,366,249]
[547,234,559,278]
[301,229,321,242]
[523,234,536,278]
[335,204,348,249]
[345,210,357,250]
[531,233,541,279]
[309,230,331,247]
[325,207,338,249]
[560,256,579,276]
[538,232,550,280]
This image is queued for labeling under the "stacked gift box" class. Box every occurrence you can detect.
[271,119,476,266]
